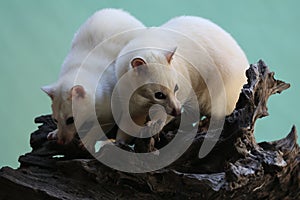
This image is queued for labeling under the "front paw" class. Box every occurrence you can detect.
[47,129,58,140]
[134,119,165,153]
[140,119,165,138]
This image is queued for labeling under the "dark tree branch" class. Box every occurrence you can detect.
[0,60,299,200]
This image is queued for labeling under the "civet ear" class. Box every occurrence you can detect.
[131,57,146,68]
[70,85,86,99]
[165,47,177,64]
[41,85,55,100]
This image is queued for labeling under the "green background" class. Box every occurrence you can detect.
[0,0,299,168]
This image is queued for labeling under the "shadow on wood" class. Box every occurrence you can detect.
[0,60,299,200]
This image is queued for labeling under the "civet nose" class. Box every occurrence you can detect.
[57,138,65,145]
[171,108,181,117]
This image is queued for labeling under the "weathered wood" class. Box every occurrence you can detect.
[0,60,299,200]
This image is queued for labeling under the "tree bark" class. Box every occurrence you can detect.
[0,60,299,200]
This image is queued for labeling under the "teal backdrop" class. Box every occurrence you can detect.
[1,0,299,168]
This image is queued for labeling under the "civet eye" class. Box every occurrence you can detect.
[174,84,179,92]
[155,92,167,99]
[66,117,74,125]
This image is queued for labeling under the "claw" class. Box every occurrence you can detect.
[47,129,58,140]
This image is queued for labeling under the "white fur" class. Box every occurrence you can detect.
[115,16,249,119]
[43,8,145,143]
[44,11,249,145]
[161,16,249,116]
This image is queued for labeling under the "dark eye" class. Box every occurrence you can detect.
[155,92,166,99]
[66,117,74,125]
[174,84,179,92]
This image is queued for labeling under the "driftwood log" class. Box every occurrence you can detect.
[0,60,299,200]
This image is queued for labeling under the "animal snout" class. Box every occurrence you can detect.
[57,138,66,145]
[57,133,74,145]
[171,107,181,117]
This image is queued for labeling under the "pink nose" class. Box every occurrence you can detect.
[171,108,181,117]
